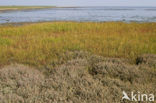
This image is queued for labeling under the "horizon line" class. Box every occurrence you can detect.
[0,5,156,7]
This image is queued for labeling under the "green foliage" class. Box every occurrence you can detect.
[0,38,13,45]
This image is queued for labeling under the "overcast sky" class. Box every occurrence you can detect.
[0,0,156,7]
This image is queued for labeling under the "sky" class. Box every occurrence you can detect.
[0,0,156,7]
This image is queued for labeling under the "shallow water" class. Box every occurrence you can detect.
[0,6,156,23]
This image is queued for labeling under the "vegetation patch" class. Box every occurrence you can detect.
[0,52,155,103]
[0,22,155,67]
[0,38,13,45]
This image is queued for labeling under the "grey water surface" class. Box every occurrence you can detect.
[0,6,156,23]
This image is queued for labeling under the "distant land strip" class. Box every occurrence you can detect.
[0,6,56,12]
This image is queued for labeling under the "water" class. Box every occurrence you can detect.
[0,6,156,23]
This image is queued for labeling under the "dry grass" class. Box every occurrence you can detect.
[136,54,156,68]
[0,22,156,67]
[0,52,155,103]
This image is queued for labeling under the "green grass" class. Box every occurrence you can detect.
[0,22,156,66]
[0,6,54,11]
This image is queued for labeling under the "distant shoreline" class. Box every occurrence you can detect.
[0,6,55,13]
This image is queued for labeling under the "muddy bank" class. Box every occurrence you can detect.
[0,52,156,103]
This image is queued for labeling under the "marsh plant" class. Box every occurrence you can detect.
[0,22,156,67]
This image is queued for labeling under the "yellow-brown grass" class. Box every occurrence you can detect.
[0,22,156,67]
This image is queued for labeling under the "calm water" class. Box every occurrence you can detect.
[1,6,156,23]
